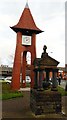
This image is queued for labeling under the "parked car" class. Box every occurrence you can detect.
[0,76,5,80]
[20,75,31,83]
[4,79,11,84]
[4,76,12,84]
[5,76,12,80]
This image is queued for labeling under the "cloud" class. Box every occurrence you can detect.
[36,3,65,67]
[0,0,65,67]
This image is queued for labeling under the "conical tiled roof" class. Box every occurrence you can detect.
[10,3,43,35]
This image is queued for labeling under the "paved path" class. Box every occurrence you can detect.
[1,82,67,119]
[18,87,30,91]
[1,90,67,119]
[60,80,66,89]
[2,91,33,118]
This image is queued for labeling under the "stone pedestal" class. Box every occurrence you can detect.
[30,89,62,115]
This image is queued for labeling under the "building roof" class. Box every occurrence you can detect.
[10,3,43,35]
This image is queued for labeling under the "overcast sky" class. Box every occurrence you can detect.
[0,0,66,67]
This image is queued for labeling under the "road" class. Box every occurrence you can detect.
[59,80,66,89]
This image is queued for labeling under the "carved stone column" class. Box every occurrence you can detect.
[51,69,58,91]
[39,70,43,88]
[45,69,49,82]
[34,70,38,88]
[34,68,43,89]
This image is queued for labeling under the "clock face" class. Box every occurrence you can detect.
[22,35,31,45]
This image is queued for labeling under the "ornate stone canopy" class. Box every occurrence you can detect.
[33,45,59,69]
[33,45,59,90]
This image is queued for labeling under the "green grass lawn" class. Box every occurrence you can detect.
[2,91,23,100]
[0,81,30,100]
[0,82,23,100]
[0,81,67,100]
[37,86,67,96]
[58,86,67,96]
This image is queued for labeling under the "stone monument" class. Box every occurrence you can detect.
[30,45,62,115]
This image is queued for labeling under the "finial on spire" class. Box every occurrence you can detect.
[25,0,29,8]
[43,45,47,53]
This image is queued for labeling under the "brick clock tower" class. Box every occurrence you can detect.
[10,3,42,90]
